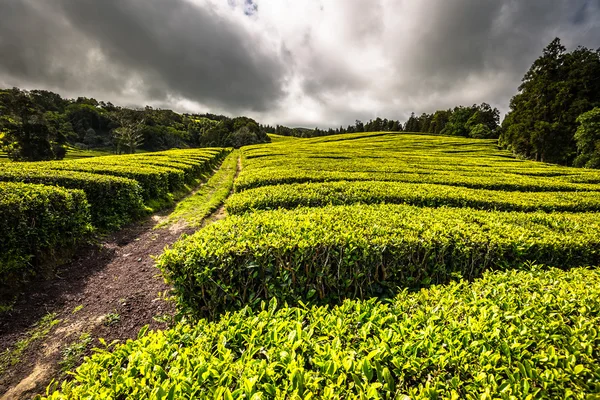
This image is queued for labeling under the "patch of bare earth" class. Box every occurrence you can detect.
[0,211,194,399]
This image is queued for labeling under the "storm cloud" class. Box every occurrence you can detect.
[0,0,599,127]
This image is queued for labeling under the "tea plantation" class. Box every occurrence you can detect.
[39,133,600,398]
[0,148,228,295]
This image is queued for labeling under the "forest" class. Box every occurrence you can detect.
[0,89,270,161]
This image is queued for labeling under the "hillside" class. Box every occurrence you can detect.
[1,132,599,398]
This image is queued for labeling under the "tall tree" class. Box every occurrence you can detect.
[110,109,146,154]
[0,88,66,161]
[404,112,419,132]
[499,38,600,164]
[574,107,600,168]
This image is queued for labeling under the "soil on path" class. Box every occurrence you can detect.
[0,156,241,399]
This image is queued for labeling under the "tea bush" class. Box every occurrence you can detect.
[235,132,600,193]
[44,267,600,399]
[227,180,600,214]
[0,168,143,229]
[0,182,91,292]
[158,204,600,317]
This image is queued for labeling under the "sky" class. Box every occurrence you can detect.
[1,0,599,128]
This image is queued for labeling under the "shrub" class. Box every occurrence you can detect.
[47,163,171,201]
[158,204,600,317]
[0,167,144,229]
[227,180,600,214]
[0,182,91,294]
[44,267,600,399]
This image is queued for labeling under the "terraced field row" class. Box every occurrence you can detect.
[155,133,600,317]
[0,148,229,295]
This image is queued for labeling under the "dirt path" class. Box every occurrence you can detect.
[0,156,242,399]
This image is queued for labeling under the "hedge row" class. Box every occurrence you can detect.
[47,163,179,199]
[0,168,143,229]
[157,204,600,317]
[227,180,600,214]
[237,132,600,193]
[3,149,229,205]
[0,182,91,293]
[61,149,226,193]
[44,267,600,399]
[234,167,600,193]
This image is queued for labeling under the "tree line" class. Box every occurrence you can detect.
[0,89,269,161]
[499,38,600,167]
[266,103,500,140]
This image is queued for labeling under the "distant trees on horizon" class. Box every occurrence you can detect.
[267,102,500,140]
[0,88,269,161]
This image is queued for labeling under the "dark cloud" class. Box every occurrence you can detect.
[0,0,287,112]
[0,0,598,127]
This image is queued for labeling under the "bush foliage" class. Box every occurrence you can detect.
[0,168,143,229]
[227,180,600,214]
[158,204,600,317]
[0,182,91,293]
[44,267,600,399]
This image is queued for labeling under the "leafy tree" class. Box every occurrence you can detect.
[430,110,451,135]
[404,113,420,132]
[418,113,433,133]
[110,109,146,154]
[499,38,600,164]
[355,120,364,132]
[468,124,493,139]
[231,126,258,148]
[573,107,600,168]
[466,103,499,136]
[0,88,66,160]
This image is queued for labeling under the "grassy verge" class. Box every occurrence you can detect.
[156,150,239,229]
[0,313,61,377]
[59,333,93,373]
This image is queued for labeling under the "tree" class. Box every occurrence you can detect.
[468,123,493,139]
[430,110,450,135]
[355,120,364,132]
[573,107,600,168]
[0,88,66,161]
[231,126,258,148]
[404,113,420,132]
[441,106,472,137]
[110,109,146,154]
[499,38,600,164]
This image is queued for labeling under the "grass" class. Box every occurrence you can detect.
[59,333,93,373]
[102,312,121,326]
[0,313,60,376]
[156,150,239,229]
[63,147,115,159]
